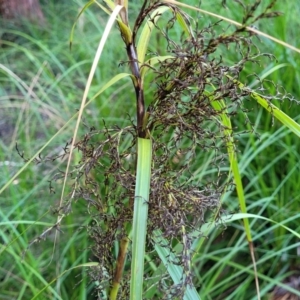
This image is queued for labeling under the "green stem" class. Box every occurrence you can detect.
[130,138,152,300]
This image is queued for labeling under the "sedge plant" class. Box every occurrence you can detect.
[1,0,300,299]
[64,0,299,299]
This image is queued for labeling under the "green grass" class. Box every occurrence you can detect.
[0,0,300,299]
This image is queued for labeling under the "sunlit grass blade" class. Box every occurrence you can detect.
[137,6,170,66]
[137,5,193,68]
[174,9,194,39]
[210,99,251,241]
[61,4,124,205]
[234,79,300,137]
[221,213,300,239]
[130,138,152,300]
[210,97,260,298]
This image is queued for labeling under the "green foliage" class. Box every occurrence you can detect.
[1,0,300,299]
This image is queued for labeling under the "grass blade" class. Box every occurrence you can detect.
[235,80,300,137]
[61,4,124,206]
[31,262,99,300]
[210,98,260,298]
[130,138,152,300]
[137,6,170,66]
[153,230,201,300]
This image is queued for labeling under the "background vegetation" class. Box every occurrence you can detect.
[0,0,300,299]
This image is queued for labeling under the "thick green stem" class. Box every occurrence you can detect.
[130,138,152,300]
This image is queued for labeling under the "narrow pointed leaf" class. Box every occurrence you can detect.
[137,6,170,66]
